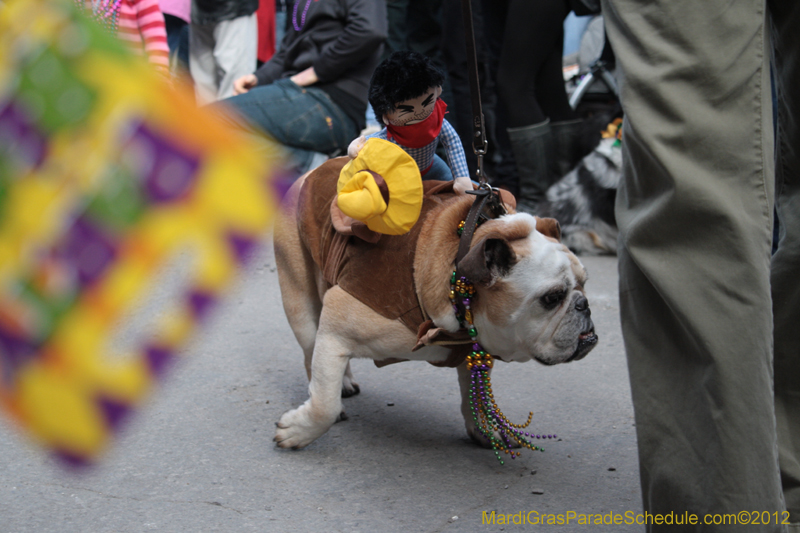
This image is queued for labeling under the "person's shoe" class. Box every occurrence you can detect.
[507,119,555,214]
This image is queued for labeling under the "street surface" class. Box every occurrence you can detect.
[0,245,642,532]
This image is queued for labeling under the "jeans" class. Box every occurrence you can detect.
[163,14,189,71]
[424,154,453,181]
[223,79,358,174]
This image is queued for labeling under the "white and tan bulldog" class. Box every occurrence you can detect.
[272,158,597,449]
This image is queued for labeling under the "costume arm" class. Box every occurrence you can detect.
[439,120,470,180]
[365,129,389,141]
[312,0,388,83]
[349,128,388,158]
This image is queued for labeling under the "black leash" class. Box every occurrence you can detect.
[455,0,506,271]
[459,0,487,187]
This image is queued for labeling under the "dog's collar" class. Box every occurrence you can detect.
[453,187,505,273]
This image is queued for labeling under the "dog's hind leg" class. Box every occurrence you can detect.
[274,176,359,399]
[274,287,354,449]
[274,177,324,381]
[341,362,360,398]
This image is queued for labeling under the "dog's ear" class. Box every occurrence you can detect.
[535,216,562,242]
[457,236,516,286]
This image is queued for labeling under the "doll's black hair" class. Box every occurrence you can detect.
[368,51,445,126]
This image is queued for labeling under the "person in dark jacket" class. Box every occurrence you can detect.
[220,0,387,174]
[190,0,260,103]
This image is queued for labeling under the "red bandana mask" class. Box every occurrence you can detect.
[386,99,447,149]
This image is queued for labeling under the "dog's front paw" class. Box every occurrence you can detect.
[465,425,523,450]
[466,425,493,449]
[274,405,333,449]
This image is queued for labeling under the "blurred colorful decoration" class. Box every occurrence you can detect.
[601,117,623,146]
[0,0,284,466]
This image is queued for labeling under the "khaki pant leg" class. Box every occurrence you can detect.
[770,0,800,523]
[602,0,785,529]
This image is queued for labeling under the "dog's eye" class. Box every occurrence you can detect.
[541,289,567,309]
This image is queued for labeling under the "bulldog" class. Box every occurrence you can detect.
[272,158,597,449]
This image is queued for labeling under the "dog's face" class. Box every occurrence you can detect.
[458,213,597,365]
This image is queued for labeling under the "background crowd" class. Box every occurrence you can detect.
[83,0,614,191]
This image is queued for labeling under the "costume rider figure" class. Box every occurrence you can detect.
[348,51,473,195]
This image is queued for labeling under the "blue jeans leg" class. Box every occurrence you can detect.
[164,15,189,71]
[222,78,357,156]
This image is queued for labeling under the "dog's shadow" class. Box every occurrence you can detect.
[269,358,551,469]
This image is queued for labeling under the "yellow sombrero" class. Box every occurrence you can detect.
[336,138,423,235]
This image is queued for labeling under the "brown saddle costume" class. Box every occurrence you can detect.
[296,157,474,367]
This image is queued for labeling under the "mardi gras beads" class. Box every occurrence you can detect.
[450,229,557,464]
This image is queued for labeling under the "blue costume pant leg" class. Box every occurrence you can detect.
[422,154,453,181]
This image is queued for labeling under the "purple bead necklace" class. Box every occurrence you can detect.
[450,233,557,464]
[292,0,313,31]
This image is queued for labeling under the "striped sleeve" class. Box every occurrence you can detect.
[118,0,170,72]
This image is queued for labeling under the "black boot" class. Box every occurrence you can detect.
[507,119,555,214]
[551,118,585,178]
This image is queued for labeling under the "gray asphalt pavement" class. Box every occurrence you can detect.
[0,245,642,533]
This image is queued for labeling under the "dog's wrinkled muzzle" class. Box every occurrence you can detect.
[570,327,598,361]
[570,297,597,361]
[567,296,598,362]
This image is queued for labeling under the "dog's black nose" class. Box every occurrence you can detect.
[575,295,590,315]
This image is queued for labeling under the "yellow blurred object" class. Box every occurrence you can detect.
[18,362,107,457]
[601,117,623,140]
[0,0,283,466]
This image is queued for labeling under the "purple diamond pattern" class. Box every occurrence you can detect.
[59,216,117,287]
[0,101,48,169]
[53,449,90,469]
[124,124,201,203]
[188,290,215,321]
[0,324,42,386]
[226,232,258,264]
[145,345,173,377]
[96,395,131,431]
[270,171,294,203]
